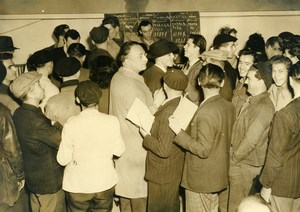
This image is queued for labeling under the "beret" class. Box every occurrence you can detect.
[54,57,81,77]
[148,39,179,59]
[90,25,109,44]
[163,70,188,91]
[10,71,42,98]
[75,80,102,106]
[27,50,53,71]
[213,34,237,48]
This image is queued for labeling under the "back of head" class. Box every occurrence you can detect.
[245,33,266,53]
[0,62,7,83]
[90,55,116,89]
[90,25,109,44]
[53,24,69,40]
[218,26,237,37]
[64,29,81,40]
[198,63,225,88]
[75,80,102,107]
[67,43,86,58]
[27,49,54,71]
[278,31,294,51]
[290,61,300,84]
[163,70,188,91]
[102,16,120,28]
[54,57,81,77]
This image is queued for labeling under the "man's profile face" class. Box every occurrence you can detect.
[125,45,148,73]
[104,24,119,40]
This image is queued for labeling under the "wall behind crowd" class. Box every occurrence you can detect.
[1,0,300,64]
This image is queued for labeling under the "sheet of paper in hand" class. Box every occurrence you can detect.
[173,96,198,130]
[126,97,155,134]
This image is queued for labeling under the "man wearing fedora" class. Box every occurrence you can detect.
[10,71,66,212]
[143,39,179,95]
[0,36,19,54]
[45,57,82,126]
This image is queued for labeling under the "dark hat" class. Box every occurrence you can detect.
[53,24,69,38]
[148,39,179,59]
[0,62,7,83]
[75,80,102,106]
[27,50,53,71]
[54,57,81,77]
[213,34,237,48]
[0,36,19,52]
[90,25,109,44]
[163,70,188,91]
[253,63,273,89]
[10,71,42,98]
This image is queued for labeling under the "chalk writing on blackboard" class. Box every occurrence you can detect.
[104,11,200,46]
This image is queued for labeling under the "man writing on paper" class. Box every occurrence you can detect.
[169,64,235,212]
[139,70,188,212]
[109,41,164,212]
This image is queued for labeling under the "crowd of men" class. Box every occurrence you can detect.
[0,15,300,212]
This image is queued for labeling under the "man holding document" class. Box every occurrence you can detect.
[169,64,235,212]
[139,70,189,212]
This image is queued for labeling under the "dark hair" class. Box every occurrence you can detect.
[53,24,69,40]
[116,41,143,65]
[0,62,7,83]
[102,16,120,28]
[270,55,292,70]
[245,33,267,62]
[290,62,300,83]
[64,29,80,40]
[67,43,86,58]
[278,31,294,51]
[90,55,116,89]
[138,20,153,36]
[265,36,284,51]
[189,34,206,54]
[198,63,225,88]
[238,48,257,64]
[218,26,237,36]
[289,35,300,57]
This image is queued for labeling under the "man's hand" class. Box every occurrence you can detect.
[260,187,272,203]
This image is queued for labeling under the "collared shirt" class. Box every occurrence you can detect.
[268,83,292,111]
[231,91,275,166]
[57,108,125,193]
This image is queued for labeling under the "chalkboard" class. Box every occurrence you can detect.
[104,11,200,46]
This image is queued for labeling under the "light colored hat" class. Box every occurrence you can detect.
[10,71,42,98]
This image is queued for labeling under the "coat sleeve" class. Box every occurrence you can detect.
[174,113,217,158]
[57,123,73,166]
[113,118,125,157]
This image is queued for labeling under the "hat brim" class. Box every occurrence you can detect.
[147,42,179,59]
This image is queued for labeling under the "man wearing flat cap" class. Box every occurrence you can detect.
[89,25,114,69]
[45,57,82,125]
[143,39,179,95]
[57,80,125,211]
[228,65,275,212]
[140,70,187,212]
[201,34,239,102]
[169,64,235,212]
[27,49,59,112]
[11,71,66,212]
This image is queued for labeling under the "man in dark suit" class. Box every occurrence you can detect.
[169,64,235,212]
[140,70,188,212]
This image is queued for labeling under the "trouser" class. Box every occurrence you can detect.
[119,196,147,212]
[147,181,180,212]
[270,195,300,212]
[185,189,219,212]
[66,186,115,212]
[228,162,262,212]
[30,189,66,212]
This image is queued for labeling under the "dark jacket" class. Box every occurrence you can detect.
[174,95,235,193]
[13,103,63,194]
[143,97,185,184]
[0,102,24,205]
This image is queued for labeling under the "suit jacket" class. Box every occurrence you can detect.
[143,97,185,184]
[183,60,204,105]
[174,95,235,193]
[13,104,63,194]
[143,64,165,94]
